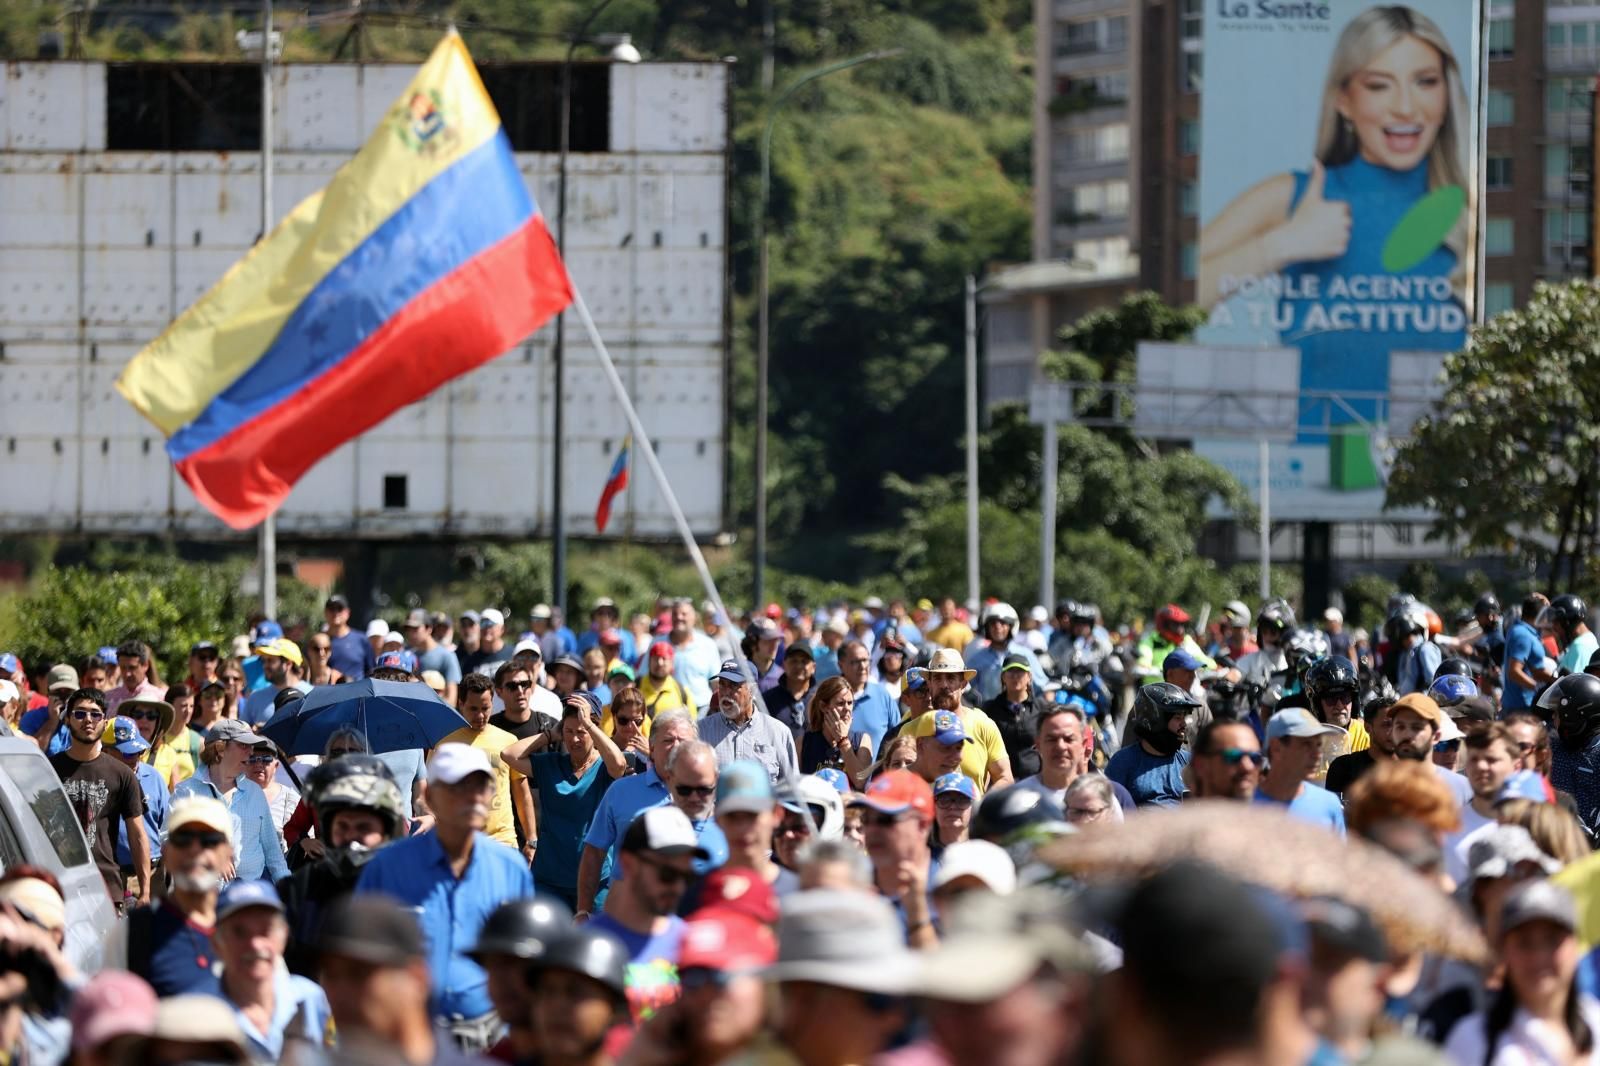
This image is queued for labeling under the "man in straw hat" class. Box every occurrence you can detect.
[890,649,1012,793]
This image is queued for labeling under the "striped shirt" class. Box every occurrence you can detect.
[696,709,799,785]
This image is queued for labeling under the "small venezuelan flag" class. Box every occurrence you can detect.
[116,32,572,529]
[595,435,631,533]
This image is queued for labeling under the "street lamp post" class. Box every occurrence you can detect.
[553,0,639,618]
[754,48,900,608]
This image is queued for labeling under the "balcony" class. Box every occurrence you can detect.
[1547,42,1600,71]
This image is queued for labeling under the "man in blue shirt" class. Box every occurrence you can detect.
[20,664,81,756]
[208,880,332,1062]
[1504,595,1553,711]
[576,598,636,662]
[239,639,312,727]
[586,805,705,1024]
[1253,708,1345,833]
[838,641,896,756]
[1105,683,1197,808]
[323,595,374,681]
[575,709,698,921]
[356,743,534,1048]
[109,716,169,873]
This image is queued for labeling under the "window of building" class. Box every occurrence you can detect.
[1484,282,1515,318]
[1181,0,1203,40]
[106,64,262,150]
[1071,179,1130,221]
[1547,77,1592,118]
[1179,118,1201,155]
[1181,242,1198,280]
[1485,217,1514,256]
[1486,155,1513,191]
[1058,16,1127,57]
[1181,48,1202,94]
[1181,180,1198,218]
[1487,89,1514,127]
[1106,16,1128,50]
[1074,236,1132,274]
[1064,123,1129,164]
[1488,15,1514,58]
[1546,208,1590,244]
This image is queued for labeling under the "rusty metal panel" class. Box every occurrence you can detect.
[3,63,102,151]
[0,156,79,244]
[84,155,170,247]
[610,64,727,154]
[275,66,363,152]
[175,156,261,247]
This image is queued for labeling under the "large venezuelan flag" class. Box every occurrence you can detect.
[116,32,571,529]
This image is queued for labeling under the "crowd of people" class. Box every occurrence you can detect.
[4,588,1600,1065]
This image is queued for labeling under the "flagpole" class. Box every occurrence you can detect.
[258,0,278,619]
[569,286,814,834]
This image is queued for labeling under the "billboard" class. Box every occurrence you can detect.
[1193,0,1478,520]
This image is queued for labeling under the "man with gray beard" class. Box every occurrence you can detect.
[124,795,236,997]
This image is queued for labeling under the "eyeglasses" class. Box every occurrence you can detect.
[245,753,276,765]
[614,716,644,728]
[935,794,972,810]
[168,829,228,850]
[637,855,693,885]
[69,709,105,721]
[1067,804,1108,820]
[1207,747,1265,767]
[675,784,716,799]
[502,680,534,691]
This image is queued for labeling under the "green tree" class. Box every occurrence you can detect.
[1388,279,1600,590]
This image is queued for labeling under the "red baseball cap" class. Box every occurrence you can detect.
[694,867,778,925]
[851,769,934,822]
[678,910,778,972]
[764,602,783,621]
[648,640,675,661]
[598,629,623,648]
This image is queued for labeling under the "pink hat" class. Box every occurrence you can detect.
[70,971,157,1052]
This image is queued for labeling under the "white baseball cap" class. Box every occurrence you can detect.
[366,619,390,638]
[931,839,1017,896]
[480,608,506,628]
[428,742,494,786]
[1323,607,1344,624]
[512,639,542,658]
[0,679,18,705]
[381,630,405,648]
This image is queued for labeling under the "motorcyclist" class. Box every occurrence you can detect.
[963,603,1047,703]
[1541,672,1600,834]
[277,754,407,976]
[1235,599,1296,699]
[1544,594,1599,675]
[1104,683,1201,808]
[1047,601,1113,674]
[1389,602,1440,696]
[1472,592,1506,671]
[1134,605,1214,687]
[1271,628,1331,711]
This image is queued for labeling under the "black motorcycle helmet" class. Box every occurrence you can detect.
[527,928,630,1007]
[971,784,1068,844]
[467,897,573,964]
[1303,656,1359,710]
[1546,594,1589,631]
[1537,672,1600,749]
[307,754,406,840]
[1433,657,1474,680]
[1473,592,1502,619]
[1131,682,1201,756]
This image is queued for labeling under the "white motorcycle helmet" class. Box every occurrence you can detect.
[981,602,1020,629]
[794,775,845,839]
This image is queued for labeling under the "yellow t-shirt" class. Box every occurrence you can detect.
[149,740,195,789]
[602,706,653,739]
[1346,717,1371,754]
[438,724,526,847]
[925,621,975,652]
[638,675,694,718]
[905,706,1008,792]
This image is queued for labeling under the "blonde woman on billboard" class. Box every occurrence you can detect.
[1197,4,1470,316]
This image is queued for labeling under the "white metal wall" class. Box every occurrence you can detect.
[0,60,729,538]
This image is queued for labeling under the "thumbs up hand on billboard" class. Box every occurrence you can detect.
[1273,161,1351,264]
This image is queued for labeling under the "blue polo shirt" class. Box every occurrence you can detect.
[355,830,534,1020]
[1255,782,1345,834]
[211,966,331,1062]
[583,766,671,900]
[849,683,898,757]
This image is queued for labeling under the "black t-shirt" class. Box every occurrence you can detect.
[49,750,144,896]
[763,683,811,741]
[800,730,849,775]
[982,693,1046,779]
[490,712,550,741]
[462,646,512,681]
[1324,749,1376,798]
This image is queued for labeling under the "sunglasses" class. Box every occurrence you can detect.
[638,855,693,885]
[675,784,716,799]
[681,966,756,991]
[168,829,228,850]
[1434,739,1461,753]
[502,680,534,691]
[328,747,362,758]
[1209,747,1265,767]
[862,810,910,829]
[122,709,161,721]
[935,794,972,809]
[245,753,276,765]
[1515,741,1538,755]
[614,716,645,728]
[70,709,105,721]
[778,819,812,836]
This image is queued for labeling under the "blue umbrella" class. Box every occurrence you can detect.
[260,679,468,756]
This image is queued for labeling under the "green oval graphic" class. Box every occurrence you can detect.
[1381,184,1465,273]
